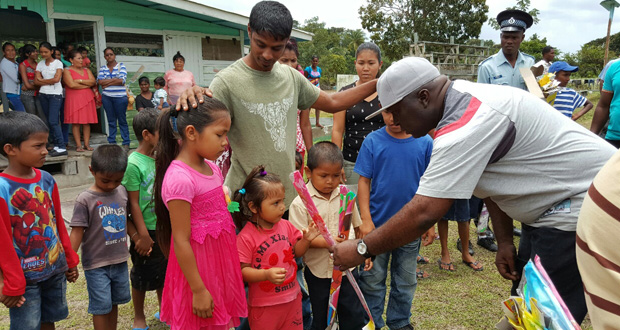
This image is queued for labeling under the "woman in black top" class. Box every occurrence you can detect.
[135,76,155,111]
[332,42,384,187]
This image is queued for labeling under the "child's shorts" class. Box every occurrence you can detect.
[9,272,68,330]
[130,230,167,291]
[442,199,471,222]
[249,292,302,330]
[84,261,131,315]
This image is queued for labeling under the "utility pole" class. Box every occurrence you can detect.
[601,0,620,66]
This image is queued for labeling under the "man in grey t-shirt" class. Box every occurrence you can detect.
[333,57,615,324]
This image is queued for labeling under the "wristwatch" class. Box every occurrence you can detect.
[356,239,374,259]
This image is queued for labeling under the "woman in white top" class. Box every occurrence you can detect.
[35,42,66,157]
[0,42,26,112]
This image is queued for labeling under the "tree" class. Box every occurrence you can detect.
[358,0,489,60]
[488,0,540,30]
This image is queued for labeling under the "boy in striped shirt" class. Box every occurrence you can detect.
[548,61,593,120]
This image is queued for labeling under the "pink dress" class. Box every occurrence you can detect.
[161,160,247,329]
[64,68,98,124]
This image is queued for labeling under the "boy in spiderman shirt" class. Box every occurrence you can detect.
[0,112,79,330]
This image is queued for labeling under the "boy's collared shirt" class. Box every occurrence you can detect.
[122,151,157,230]
[289,182,361,279]
[0,169,79,296]
[550,87,587,118]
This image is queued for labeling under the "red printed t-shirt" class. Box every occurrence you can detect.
[237,220,302,307]
[0,170,79,296]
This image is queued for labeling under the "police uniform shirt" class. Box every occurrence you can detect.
[477,50,535,90]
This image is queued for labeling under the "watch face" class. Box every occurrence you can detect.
[357,241,367,255]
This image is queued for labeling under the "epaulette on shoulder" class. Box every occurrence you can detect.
[479,56,494,65]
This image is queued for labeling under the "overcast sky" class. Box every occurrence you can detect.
[199,0,619,54]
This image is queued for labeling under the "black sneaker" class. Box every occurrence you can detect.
[456,238,475,256]
[394,324,414,330]
[513,228,522,237]
[477,236,498,252]
[49,149,68,157]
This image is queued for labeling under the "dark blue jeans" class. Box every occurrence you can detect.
[6,93,25,111]
[102,95,130,145]
[39,93,64,148]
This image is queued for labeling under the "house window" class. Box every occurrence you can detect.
[105,32,163,57]
[202,37,240,61]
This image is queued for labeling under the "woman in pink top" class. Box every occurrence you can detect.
[164,51,195,106]
[63,49,98,151]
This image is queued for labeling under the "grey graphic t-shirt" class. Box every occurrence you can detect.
[70,186,129,270]
[211,60,321,207]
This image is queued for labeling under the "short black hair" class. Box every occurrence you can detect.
[307,141,343,170]
[542,46,554,55]
[138,76,150,85]
[0,112,49,156]
[2,42,14,52]
[59,42,73,52]
[91,145,128,174]
[249,1,293,41]
[133,108,159,141]
[77,46,88,53]
[154,76,165,87]
[103,47,114,55]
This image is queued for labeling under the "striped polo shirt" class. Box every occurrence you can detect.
[549,88,587,118]
[97,62,127,98]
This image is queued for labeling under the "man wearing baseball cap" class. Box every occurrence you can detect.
[333,57,616,324]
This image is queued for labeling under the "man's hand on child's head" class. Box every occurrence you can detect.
[135,234,154,256]
[176,86,213,111]
[363,258,373,271]
[266,267,287,285]
[65,267,79,283]
[0,294,25,308]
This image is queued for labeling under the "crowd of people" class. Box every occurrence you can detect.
[0,1,619,330]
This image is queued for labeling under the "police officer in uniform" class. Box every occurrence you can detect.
[477,9,535,90]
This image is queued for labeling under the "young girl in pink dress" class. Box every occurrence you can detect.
[153,97,247,329]
[233,166,319,330]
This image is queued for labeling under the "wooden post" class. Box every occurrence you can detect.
[605,12,613,66]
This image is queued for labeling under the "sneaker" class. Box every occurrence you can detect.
[513,228,522,237]
[456,238,475,256]
[394,324,414,330]
[477,236,498,252]
[49,148,68,157]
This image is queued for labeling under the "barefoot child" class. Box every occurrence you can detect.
[234,165,319,330]
[70,145,131,330]
[0,112,80,330]
[355,110,435,330]
[153,98,247,329]
[122,109,167,330]
[289,141,372,330]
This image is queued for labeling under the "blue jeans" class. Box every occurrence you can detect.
[6,93,25,111]
[359,238,420,329]
[84,262,131,315]
[9,272,68,330]
[102,95,130,145]
[39,93,65,148]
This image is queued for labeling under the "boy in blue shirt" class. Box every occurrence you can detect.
[354,111,435,330]
[0,112,80,330]
[548,61,593,120]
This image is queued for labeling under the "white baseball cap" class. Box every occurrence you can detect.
[365,57,440,120]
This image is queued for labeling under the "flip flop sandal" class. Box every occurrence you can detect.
[132,327,149,330]
[417,255,430,264]
[416,270,430,279]
[462,260,484,271]
[437,259,455,272]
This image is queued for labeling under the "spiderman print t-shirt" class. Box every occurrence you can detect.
[70,186,129,270]
[237,220,302,307]
[0,170,79,295]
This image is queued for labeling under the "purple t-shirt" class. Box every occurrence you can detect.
[70,186,129,270]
